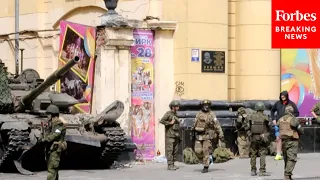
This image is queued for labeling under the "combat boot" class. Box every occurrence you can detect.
[167,165,176,171]
[259,172,270,176]
[239,155,249,159]
[284,175,291,180]
[201,167,209,173]
[173,165,179,170]
[251,170,257,176]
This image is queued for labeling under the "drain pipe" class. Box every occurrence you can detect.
[15,0,20,76]
[20,48,24,72]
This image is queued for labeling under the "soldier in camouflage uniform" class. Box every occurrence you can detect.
[193,100,225,173]
[246,102,271,176]
[311,101,320,123]
[278,106,303,180]
[235,107,250,158]
[160,100,180,170]
[40,105,67,180]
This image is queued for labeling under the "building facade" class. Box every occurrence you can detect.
[0,0,279,155]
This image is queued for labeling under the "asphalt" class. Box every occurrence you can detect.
[1,153,320,180]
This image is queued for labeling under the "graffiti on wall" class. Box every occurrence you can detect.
[130,29,155,160]
[175,81,185,96]
[281,49,319,116]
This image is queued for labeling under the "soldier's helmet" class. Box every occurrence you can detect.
[169,100,180,108]
[254,102,265,111]
[200,99,211,106]
[237,107,246,115]
[46,104,59,114]
[285,105,294,114]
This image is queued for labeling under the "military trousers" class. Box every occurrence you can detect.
[237,131,250,158]
[250,141,268,173]
[47,150,62,180]
[166,137,179,165]
[194,140,213,167]
[282,139,299,176]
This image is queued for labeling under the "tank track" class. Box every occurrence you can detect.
[0,129,30,171]
[100,127,125,168]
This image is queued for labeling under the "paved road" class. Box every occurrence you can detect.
[1,153,320,180]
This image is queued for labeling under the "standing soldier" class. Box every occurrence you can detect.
[235,107,250,158]
[193,100,225,173]
[246,102,271,176]
[278,106,303,180]
[311,101,320,123]
[160,100,180,171]
[40,104,67,180]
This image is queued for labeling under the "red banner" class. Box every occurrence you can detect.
[272,0,320,48]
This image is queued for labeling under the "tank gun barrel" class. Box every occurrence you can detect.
[15,56,80,112]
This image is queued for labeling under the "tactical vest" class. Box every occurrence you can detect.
[50,117,67,152]
[250,114,265,135]
[279,116,299,139]
[195,112,214,132]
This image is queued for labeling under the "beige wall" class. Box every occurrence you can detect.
[163,0,280,101]
[0,0,150,78]
[0,0,280,100]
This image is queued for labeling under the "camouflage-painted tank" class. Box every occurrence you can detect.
[0,57,135,174]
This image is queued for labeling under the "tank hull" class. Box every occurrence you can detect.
[0,101,136,174]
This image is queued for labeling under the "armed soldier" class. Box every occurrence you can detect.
[311,101,320,123]
[40,104,67,180]
[160,100,180,170]
[278,106,303,180]
[235,107,250,158]
[246,102,271,176]
[193,100,225,173]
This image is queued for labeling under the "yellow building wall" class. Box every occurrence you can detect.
[0,0,150,78]
[163,0,280,101]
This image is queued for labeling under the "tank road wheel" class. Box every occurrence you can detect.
[100,127,126,168]
[0,129,30,172]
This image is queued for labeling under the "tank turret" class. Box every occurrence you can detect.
[15,56,80,112]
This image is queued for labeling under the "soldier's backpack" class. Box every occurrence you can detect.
[183,148,200,164]
[213,147,234,163]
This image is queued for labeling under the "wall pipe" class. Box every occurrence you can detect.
[15,0,19,76]
[20,48,24,72]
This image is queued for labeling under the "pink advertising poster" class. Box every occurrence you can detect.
[130,29,155,160]
[57,21,96,113]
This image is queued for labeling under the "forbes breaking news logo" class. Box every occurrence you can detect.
[275,10,316,39]
[272,0,320,48]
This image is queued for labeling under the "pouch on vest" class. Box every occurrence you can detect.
[195,114,207,132]
[172,124,179,130]
[194,140,203,155]
[250,115,264,135]
[279,118,294,138]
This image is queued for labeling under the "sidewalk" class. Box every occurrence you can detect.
[1,153,320,180]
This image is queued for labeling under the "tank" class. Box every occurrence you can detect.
[0,57,135,174]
